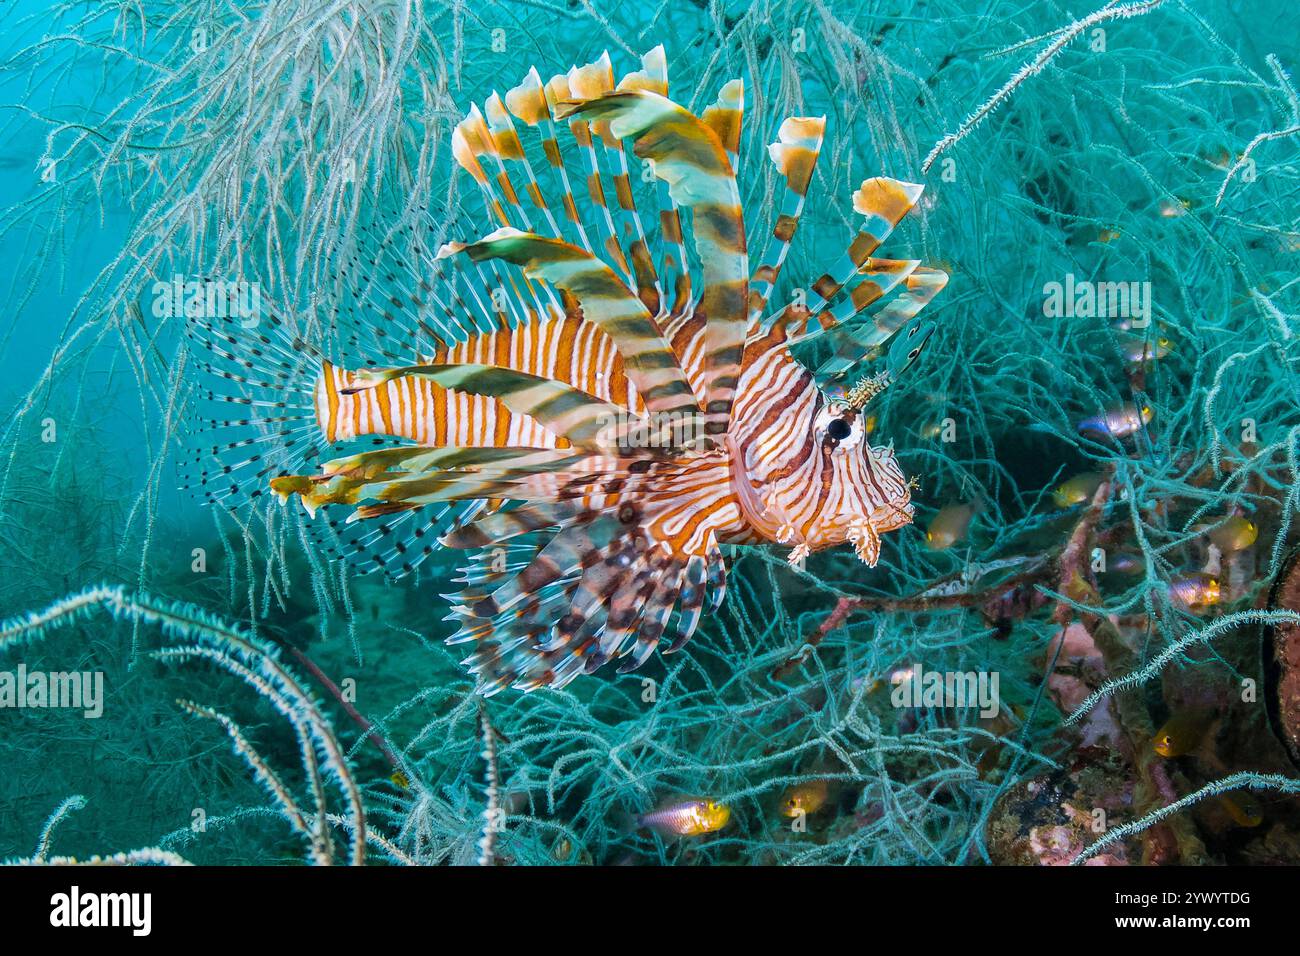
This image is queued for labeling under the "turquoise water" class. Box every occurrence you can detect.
[0,0,1297,866]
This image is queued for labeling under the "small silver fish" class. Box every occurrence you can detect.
[1078,403,1153,439]
[1118,333,1172,364]
[1168,574,1221,611]
[637,797,731,837]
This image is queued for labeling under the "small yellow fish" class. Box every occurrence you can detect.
[552,836,592,864]
[925,503,975,550]
[1219,792,1263,828]
[390,770,410,790]
[1052,472,1106,508]
[778,778,830,818]
[1098,227,1121,243]
[1207,515,1258,553]
[920,420,946,440]
[1168,574,1221,611]
[1153,709,1217,758]
[637,798,731,837]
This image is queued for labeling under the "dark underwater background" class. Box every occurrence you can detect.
[0,0,1297,865]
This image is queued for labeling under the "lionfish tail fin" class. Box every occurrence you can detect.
[183,306,473,580]
[181,305,331,510]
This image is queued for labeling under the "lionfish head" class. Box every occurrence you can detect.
[793,399,916,561]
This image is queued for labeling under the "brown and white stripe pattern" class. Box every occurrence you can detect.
[253,46,945,694]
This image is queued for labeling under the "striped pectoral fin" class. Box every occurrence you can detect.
[457,509,632,621]
[310,499,488,581]
[557,89,748,436]
[537,537,667,677]
[440,501,584,549]
[456,581,583,696]
[441,468,734,692]
[182,308,329,509]
[535,535,650,674]
[704,529,727,611]
[437,229,701,420]
[663,551,708,654]
[617,549,687,673]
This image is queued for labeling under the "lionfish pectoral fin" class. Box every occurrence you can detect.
[847,520,883,567]
[443,465,731,692]
[181,307,337,510]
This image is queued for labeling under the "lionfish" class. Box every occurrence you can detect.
[186,47,948,695]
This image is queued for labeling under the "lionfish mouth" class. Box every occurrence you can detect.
[880,498,916,530]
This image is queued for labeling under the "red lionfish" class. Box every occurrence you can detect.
[186,47,948,694]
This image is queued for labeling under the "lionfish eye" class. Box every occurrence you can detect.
[826,417,852,441]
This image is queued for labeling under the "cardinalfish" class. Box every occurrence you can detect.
[184,47,949,694]
[926,503,976,550]
[1206,515,1258,553]
[1052,472,1105,508]
[1078,403,1153,439]
[778,778,831,818]
[1103,552,1145,575]
[637,797,731,838]
[552,836,593,864]
[1158,198,1191,218]
[1118,333,1173,365]
[851,663,914,694]
[1218,792,1263,828]
[1153,709,1218,758]
[1168,573,1222,611]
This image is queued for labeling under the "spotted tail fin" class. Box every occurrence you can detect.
[181,307,330,509]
